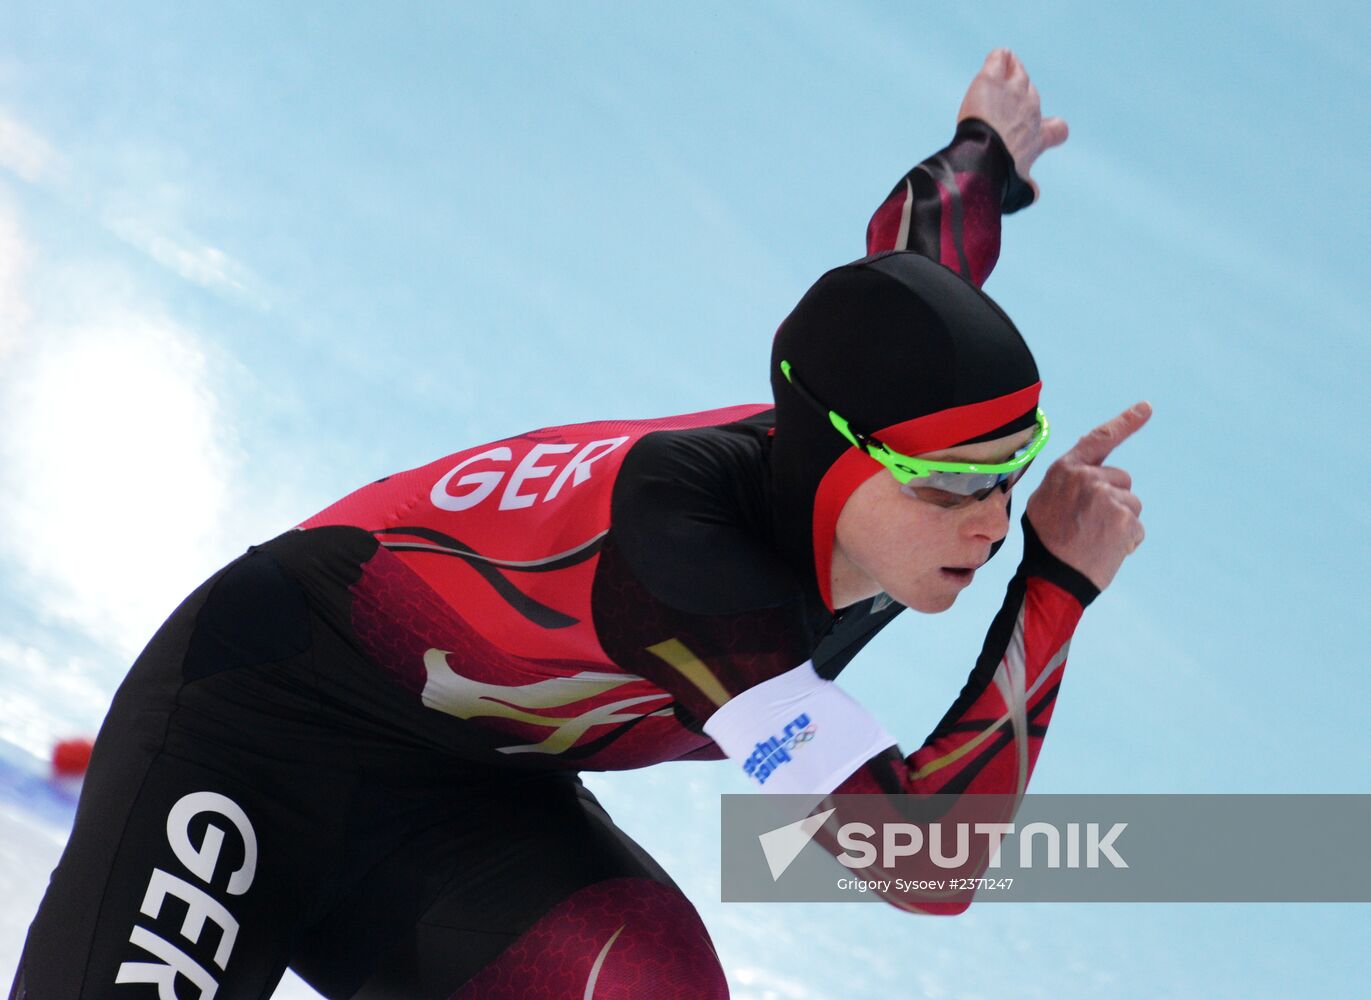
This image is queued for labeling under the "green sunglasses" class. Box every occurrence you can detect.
[780,360,1050,506]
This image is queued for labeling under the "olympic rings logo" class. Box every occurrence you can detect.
[782,725,817,753]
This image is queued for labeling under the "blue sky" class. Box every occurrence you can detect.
[1,2,1368,997]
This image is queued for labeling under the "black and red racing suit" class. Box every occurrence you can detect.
[11,119,1095,1000]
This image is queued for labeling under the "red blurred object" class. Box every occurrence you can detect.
[51,737,94,777]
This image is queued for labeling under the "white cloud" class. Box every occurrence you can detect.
[0,190,28,359]
[732,965,820,1000]
[0,110,61,185]
[104,214,265,304]
[1,107,262,306]
[0,638,110,758]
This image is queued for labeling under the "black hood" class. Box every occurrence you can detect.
[768,251,1040,609]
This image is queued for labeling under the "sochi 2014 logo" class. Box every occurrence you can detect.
[742,714,816,786]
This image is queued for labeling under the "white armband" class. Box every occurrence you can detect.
[702,661,897,795]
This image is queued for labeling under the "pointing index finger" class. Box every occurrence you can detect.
[1068,401,1153,466]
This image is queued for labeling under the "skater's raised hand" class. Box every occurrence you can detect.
[957,48,1069,201]
[1025,402,1151,592]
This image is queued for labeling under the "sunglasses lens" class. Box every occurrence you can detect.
[900,484,976,508]
[900,457,1037,506]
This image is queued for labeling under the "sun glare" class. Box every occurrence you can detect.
[0,316,242,658]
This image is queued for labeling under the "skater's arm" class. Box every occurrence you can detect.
[866,49,1068,286]
[704,404,1149,913]
[826,403,1149,912]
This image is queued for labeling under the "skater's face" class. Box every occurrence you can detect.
[831,426,1036,613]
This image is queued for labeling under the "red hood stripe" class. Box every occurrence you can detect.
[812,382,1041,611]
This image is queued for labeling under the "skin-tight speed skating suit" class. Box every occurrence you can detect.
[11,119,1097,1000]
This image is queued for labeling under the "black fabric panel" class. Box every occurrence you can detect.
[183,550,312,682]
[607,414,815,619]
[812,596,906,681]
[300,778,680,999]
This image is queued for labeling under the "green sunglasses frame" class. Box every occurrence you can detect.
[779,359,1050,485]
